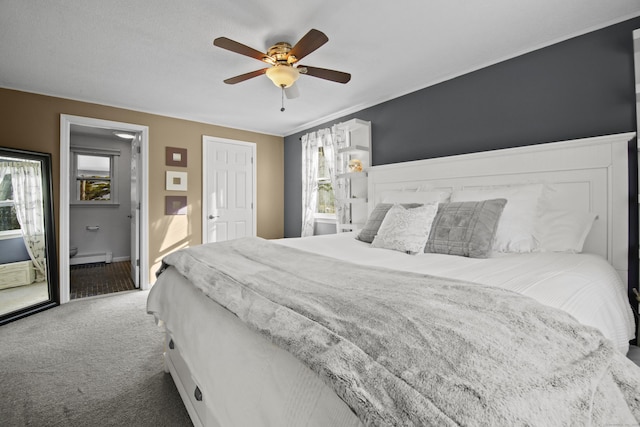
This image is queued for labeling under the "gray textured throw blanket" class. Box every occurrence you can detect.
[159,237,640,426]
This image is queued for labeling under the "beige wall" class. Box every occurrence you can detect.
[0,88,284,284]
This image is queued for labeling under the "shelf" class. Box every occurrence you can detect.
[338,145,369,154]
[335,118,370,129]
[337,171,367,180]
[334,118,371,235]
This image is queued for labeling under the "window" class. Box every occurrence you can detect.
[316,146,335,217]
[76,154,111,201]
[71,148,119,205]
[0,174,20,235]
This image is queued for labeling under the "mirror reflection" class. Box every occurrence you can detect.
[0,148,57,323]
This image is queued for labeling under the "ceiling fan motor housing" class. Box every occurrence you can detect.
[266,42,297,64]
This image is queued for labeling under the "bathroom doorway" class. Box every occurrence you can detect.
[68,125,136,299]
[60,115,149,303]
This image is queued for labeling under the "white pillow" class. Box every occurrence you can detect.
[537,210,597,253]
[371,203,438,254]
[451,184,545,253]
[381,190,450,204]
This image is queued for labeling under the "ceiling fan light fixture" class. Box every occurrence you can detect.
[266,65,300,88]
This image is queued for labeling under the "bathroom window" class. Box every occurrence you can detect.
[71,148,119,205]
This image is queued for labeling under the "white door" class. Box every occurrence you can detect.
[130,133,140,287]
[202,136,256,243]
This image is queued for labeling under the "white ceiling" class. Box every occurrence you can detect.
[2,1,639,137]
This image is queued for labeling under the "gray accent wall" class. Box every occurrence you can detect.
[284,16,640,238]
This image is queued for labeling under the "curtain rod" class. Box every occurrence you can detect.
[0,157,40,163]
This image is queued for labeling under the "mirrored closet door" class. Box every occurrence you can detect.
[0,147,58,325]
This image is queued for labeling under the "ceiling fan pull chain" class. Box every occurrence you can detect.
[281,86,285,112]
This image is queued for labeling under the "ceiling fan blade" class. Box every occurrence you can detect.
[213,37,269,62]
[223,68,269,84]
[284,85,300,99]
[299,66,351,84]
[288,29,328,62]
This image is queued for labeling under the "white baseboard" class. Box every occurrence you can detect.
[70,254,131,265]
[70,253,107,265]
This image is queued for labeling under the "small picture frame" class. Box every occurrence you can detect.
[165,196,187,215]
[166,171,187,191]
[166,147,187,167]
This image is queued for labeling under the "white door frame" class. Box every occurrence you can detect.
[60,114,150,303]
[202,135,257,244]
[130,133,141,288]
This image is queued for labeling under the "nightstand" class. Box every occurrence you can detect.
[628,345,640,367]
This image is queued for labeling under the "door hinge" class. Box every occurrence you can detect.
[136,146,141,154]
[251,156,254,164]
[136,259,140,267]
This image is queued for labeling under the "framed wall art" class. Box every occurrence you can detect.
[166,147,187,167]
[166,171,187,191]
[165,196,187,215]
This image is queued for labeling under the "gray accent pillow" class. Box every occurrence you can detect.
[424,199,507,258]
[356,203,422,243]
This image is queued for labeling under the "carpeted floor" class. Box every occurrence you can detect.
[0,281,49,316]
[70,261,136,300]
[0,290,193,426]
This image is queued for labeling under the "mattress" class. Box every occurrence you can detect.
[276,232,635,354]
[148,232,636,426]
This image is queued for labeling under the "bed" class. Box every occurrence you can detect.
[148,132,640,427]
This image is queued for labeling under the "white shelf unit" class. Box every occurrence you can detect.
[333,119,371,233]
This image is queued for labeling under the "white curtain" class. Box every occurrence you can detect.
[301,132,319,237]
[0,166,10,198]
[330,125,350,227]
[5,161,46,281]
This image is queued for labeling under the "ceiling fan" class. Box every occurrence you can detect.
[213,29,351,102]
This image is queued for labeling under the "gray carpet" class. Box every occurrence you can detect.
[0,290,193,426]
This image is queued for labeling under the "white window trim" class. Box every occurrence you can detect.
[70,147,120,206]
[0,229,22,240]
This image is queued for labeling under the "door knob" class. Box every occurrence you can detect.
[209,215,219,219]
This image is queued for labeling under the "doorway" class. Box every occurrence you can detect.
[60,115,149,304]
[202,136,256,244]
